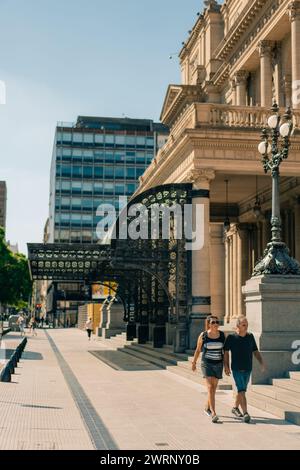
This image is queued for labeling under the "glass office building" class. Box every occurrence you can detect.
[49,116,169,244]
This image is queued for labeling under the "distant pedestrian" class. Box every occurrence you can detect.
[85,318,93,340]
[192,315,225,423]
[29,317,37,336]
[17,313,26,337]
[224,316,266,423]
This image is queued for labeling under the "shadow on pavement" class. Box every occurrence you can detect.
[89,350,163,371]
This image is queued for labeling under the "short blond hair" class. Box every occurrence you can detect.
[236,315,248,327]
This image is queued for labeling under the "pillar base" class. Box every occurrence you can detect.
[138,324,149,344]
[188,313,207,350]
[153,325,166,348]
[243,274,300,384]
[173,323,188,353]
[126,323,137,341]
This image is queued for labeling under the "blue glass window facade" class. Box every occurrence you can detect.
[52,116,168,243]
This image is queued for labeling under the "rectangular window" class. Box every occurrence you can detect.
[61,165,71,177]
[136,168,145,178]
[115,167,125,179]
[60,230,70,242]
[83,150,93,161]
[126,183,136,194]
[115,135,125,145]
[83,166,93,178]
[136,151,146,164]
[71,181,82,192]
[82,199,93,210]
[61,197,71,208]
[84,133,94,144]
[56,181,61,191]
[95,134,104,144]
[73,132,83,144]
[61,213,70,222]
[56,131,62,143]
[94,150,104,162]
[126,167,135,179]
[72,166,82,178]
[94,182,103,194]
[105,151,114,163]
[94,167,103,178]
[62,132,72,143]
[61,181,71,191]
[136,136,146,146]
[71,198,81,209]
[115,184,125,195]
[104,182,114,194]
[105,134,114,145]
[56,164,61,177]
[82,182,93,193]
[115,152,125,163]
[126,136,136,146]
[104,167,114,178]
[72,149,82,161]
[146,137,154,147]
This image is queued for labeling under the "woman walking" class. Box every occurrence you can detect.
[192,315,225,423]
[85,317,93,341]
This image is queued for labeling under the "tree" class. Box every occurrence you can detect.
[0,227,32,306]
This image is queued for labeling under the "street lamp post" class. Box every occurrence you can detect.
[254,102,300,275]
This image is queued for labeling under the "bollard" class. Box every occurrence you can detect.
[0,365,11,382]
[7,359,14,375]
[12,353,18,368]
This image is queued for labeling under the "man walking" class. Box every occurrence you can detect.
[224,316,266,423]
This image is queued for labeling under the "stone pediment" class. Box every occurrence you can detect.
[160,84,204,128]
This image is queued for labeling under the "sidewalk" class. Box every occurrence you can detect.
[0,328,299,450]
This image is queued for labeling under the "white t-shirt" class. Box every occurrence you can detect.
[85,320,93,330]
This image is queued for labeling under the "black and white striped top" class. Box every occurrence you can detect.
[202,331,225,364]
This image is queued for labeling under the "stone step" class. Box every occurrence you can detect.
[126,342,190,361]
[251,384,300,408]
[247,389,300,426]
[272,378,300,393]
[288,371,300,382]
[117,346,167,369]
[122,344,186,365]
[166,363,232,390]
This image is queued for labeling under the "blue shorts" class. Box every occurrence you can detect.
[232,370,251,393]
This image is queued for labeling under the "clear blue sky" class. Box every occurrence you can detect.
[0,0,205,254]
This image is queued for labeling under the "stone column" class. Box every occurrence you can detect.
[187,168,215,349]
[210,223,225,320]
[289,1,300,109]
[230,78,237,105]
[235,70,248,106]
[258,40,274,107]
[282,74,292,107]
[225,236,231,323]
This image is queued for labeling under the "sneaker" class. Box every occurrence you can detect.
[232,407,243,418]
[204,408,212,417]
[243,413,251,423]
[211,414,219,423]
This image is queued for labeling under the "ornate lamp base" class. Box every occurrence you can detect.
[253,241,300,276]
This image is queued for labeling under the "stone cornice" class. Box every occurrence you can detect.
[258,40,274,58]
[288,0,300,21]
[160,85,204,128]
[234,70,249,85]
[213,0,265,61]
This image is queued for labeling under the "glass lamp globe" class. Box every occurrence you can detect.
[258,141,267,155]
[268,114,279,129]
[279,122,290,137]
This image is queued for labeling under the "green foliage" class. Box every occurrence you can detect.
[0,227,32,305]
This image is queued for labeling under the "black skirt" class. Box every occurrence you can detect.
[201,361,223,380]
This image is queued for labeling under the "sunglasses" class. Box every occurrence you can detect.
[210,320,219,325]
